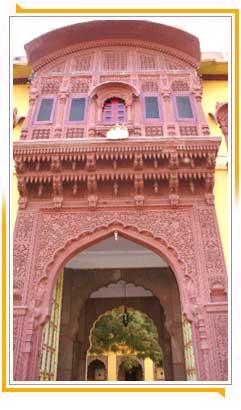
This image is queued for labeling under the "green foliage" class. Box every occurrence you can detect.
[120,356,139,372]
[90,309,162,364]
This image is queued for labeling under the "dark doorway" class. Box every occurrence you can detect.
[87,359,107,381]
[125,365,143,381]
[118,360,143,381]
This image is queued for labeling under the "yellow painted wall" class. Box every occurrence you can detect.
[202,80,228,266]
[13,84,29,141]
[107,352,117,381]
[144,357,154,381]
[13,84,29,224]
[202,80,228,157]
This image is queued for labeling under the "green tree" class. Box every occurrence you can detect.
[89,309,162,364]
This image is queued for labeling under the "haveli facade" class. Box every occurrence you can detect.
[13,20,228,382]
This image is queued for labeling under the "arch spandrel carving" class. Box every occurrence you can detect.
[22,209,199,316]
[94,86,136,108]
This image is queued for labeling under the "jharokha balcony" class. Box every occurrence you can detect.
[13,19,221,210]
[13,132,220,210]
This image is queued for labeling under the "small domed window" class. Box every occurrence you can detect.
[102,97,126,124]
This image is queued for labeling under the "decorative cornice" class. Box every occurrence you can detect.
[13,136,221,156]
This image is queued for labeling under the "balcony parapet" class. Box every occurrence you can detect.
[19,122,211,141]
[13,136,221,210]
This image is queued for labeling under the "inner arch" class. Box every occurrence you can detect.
[65,236,169,270]
[44,224,187,315]
[87,306,163,382]
[39,232,190,382]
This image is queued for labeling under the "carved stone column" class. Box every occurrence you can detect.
[13,311,34,380]
[13,307,28,378]
[162,339,173,381]
[193,90,210,136]
[13,209,40,380]
[13,304,45,381]
[88,96,97,128]
[190,302,228,381]
[53,92,68,139]
[165,320,186,380]
[126,103,132,123]
[20,90,38,140]
[57,328,75,380]
[161,90,177,136]
[96,100,102,123]
[71,340,82,380]
[78,349,87,381]
[205,304,228,380]
[56,269,75,381]
[191,204,228,380]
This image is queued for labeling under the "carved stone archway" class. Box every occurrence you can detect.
[14,204,228,382]
[89,81,139,100]
[36,219,190,319]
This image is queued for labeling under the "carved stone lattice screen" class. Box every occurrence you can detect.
[38,272,63,381]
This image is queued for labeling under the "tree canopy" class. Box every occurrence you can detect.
[89,308,162,364]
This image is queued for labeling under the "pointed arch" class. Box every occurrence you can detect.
[41,222,188,320]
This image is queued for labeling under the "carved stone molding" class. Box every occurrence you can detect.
[13,208,197,319]
[212,313,228,380]
[197,206,227,282]
[31,38,198,72]
[13,137,221,207]
[13,210,36,303]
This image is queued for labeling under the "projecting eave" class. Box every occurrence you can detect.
[24,20,201,70]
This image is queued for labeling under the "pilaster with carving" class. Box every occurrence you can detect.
[190,204,228,380]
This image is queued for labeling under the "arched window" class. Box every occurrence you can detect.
[87,359,107,381]
[117,357,144,381]
[102,97,126,124]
